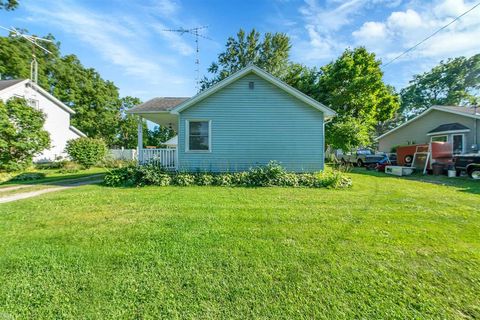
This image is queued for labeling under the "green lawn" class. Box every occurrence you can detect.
[0,170,479,319]
[0,167,107,187]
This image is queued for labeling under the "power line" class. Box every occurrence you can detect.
[383,1,480,68]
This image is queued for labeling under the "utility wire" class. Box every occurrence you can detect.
[383,1,480,68]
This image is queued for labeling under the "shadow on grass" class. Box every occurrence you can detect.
[2,172,106,187]
[350,167,480,195]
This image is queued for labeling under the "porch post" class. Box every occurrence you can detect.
[137,116,143,164]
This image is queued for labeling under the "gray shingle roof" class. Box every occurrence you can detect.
[0,79,26,91]
[428,122,470,134]
[128,97,190,113]
[433,105,480,116]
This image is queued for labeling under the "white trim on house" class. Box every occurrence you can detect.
[430,135,448,142]
[28,81,76,114]
[69,125,87,138]
[0,79,76,114]
[426,129,470,136]
[171,65,336,118]
[185,119,212,153]
[375,106,480,141]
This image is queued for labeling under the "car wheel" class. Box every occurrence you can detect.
[357,159,364,167]
[404,155,413,164]
[469,167,480,180]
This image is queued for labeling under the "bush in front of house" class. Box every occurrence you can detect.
[104,161,352,189]
[66,137,107,168]
[0,98,51,172]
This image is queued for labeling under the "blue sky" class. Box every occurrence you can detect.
[1,0,479,101]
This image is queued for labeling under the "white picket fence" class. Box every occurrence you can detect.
[109,149,137,161]
[140,148,177,169]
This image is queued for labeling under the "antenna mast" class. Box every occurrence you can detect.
[163,26,211,91]
[0,26,52,83]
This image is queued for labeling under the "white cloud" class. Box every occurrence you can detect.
[363,0,480,60]
[151,23,194,56]
[387,9,423,30]
[353,21,388,42]
[22,0,190,88]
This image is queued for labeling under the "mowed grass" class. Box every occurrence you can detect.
[0,167,106,186]
[0,171,479,319]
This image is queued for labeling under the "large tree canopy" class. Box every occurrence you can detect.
[317,47,400,150]
[0,98,50,171]
[200,29,290,90]
[0,32,138,146]
[0,0,17,10]
[400,54,480,117]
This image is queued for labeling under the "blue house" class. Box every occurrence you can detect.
[128,65,336,172]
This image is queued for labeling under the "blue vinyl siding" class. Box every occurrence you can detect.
[178,73,325,172]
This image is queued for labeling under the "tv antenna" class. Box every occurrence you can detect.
[163,25,211,91]
[0,25,52,83]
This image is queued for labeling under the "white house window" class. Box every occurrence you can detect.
[28,99,39,109]
[431,135,448,143]
[186,120,210,151]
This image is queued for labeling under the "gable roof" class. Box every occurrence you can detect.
[171,65,336,118]
[0,79,75,114]
[376,105,480,141]
[427,122,470,134]
[0,79,26,91]
[128,97,189,113]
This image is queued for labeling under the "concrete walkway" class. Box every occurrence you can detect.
[0,176,103,204]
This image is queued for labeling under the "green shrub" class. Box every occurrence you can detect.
[103,162,352,189]
[231,172,249,186]
[66,138,107,168]
[297,173,320,188]
[277,172,299,187]
[247,161,287,186]
[35,161,66,170]
[318,171,353,189]
[104,165,139,187]
[138,164,171,186]
[55,161,82,174]
[11,172,46,181]
[172,173,195,186]
[213,173,233,186]
[196,173,214,186]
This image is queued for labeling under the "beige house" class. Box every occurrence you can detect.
[377,106,480,154]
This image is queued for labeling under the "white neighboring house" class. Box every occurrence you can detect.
[0,79,86,162]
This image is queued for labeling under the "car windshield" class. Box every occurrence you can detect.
[357,149,372,155]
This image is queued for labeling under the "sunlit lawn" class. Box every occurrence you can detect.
[0,170,479,319]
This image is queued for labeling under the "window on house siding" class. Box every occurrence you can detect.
[188,120,210,151]
[431,135,448,143]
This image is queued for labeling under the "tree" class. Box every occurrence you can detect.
[0,0,18,10]
[0,32,138,147]
[317,47,400,150]
[400,54,480,117]
[147,126,175,147]
[0,98,50,171]
[201,29,290,90]
[282,63,322,100]
[115,96,147,149]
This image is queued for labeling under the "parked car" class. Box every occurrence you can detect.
[454,154,480,179]
[339,149,385,167]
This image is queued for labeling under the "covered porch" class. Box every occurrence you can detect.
[127,97,188,169]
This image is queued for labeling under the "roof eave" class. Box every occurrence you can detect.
[375,106,480,141]
[171,65,336,117]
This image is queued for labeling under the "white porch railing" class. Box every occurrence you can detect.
[139,148,177,169]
